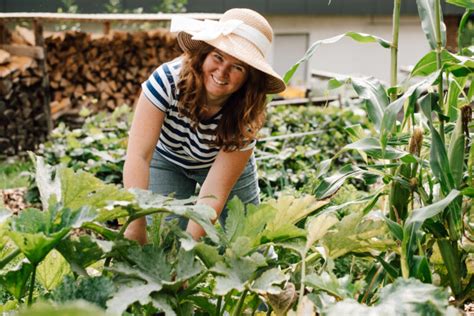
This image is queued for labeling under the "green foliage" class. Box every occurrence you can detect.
[51,275,115,309]
[258,105,368,196]
[322,278,459,316]
[0,159,31,189]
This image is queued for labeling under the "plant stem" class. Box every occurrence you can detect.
[232,289,248,316]
[390,0,401,102]
[400,242,410,279]
[434,0,445,142]
[28,264,37,306]
[216,297,222,315]
[297,254,307,309]
[457,9,472,54]
[437,238,463,298]
[0,248,21,269]
[181,270,209,297]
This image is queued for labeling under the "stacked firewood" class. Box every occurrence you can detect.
[46,29,182,120]
[0,47,49,156]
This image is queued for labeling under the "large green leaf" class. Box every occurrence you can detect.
[446,0,474,9]
[60,168,133,211]
[305,212,339,250]
[131,189,219,243]
[35,156,61,211]
[36,249,70,291]
[306,271,362,300]
[265,195,330,240]
[175,248,204,282]
[8,206,96,265]
[250,268,288,295]
[284,32,390,83]
[416,0,446,50]
[56,235,109,276]
[211,253,266,295]
[224,198,277,251]
[323,278,458,316]
[106,280,162,315]
[321,210,396,259]
[0,261,33,300]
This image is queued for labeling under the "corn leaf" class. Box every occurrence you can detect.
[344,137,417,162]
[314,165,366,199]
[446,0,474,9]
[411,50,457,77]
[284,32,390,84]
[380,71,440,147]
[448,108,467,187]
[416,0,446,50]
[446,75,468,121]
[419,93,455,194]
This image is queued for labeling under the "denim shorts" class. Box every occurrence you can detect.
[148,149,260,229]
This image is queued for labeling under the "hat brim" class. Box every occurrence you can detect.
[177,32,286,94]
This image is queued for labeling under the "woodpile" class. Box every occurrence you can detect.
[45,29,182,123]
[0,47,49,156]
[0,24,181,154]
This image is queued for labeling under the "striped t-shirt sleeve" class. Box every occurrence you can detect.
[141,63,175,113]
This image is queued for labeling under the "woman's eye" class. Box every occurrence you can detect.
[233,65,245,73]
[213,54,223,61]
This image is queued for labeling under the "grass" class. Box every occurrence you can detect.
[0,158,32,189]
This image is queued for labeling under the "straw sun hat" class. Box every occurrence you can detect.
[170,8,286,94]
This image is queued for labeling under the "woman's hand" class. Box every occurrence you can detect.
[124,217,148,245]
[186,148,253,240]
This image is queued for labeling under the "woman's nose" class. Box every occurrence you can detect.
[216,64,230,77]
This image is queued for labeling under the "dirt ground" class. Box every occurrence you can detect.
[1,187,27,214]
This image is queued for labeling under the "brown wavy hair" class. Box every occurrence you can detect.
[177,44,268,151]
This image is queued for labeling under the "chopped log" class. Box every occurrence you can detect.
[0,49,10,64]
[15,26,35,46]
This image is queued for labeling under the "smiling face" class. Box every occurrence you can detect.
[202,49,249,106]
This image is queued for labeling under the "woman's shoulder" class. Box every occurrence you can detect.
[155,56,184,76]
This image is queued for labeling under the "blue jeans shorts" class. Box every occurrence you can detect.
[148,149,260,229]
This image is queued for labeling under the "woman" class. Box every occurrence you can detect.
[124,8,286,244]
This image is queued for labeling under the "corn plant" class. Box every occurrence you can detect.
[284,0,473,307]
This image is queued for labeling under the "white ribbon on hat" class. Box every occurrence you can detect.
[170,16,271,56]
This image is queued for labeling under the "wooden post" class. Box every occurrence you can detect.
[32,19,53,133]
[103,21,111,35]
[0,20,8,45]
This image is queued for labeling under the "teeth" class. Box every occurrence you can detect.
[212,75,227,85]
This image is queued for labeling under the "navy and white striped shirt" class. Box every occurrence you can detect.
[142,57,255,169]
